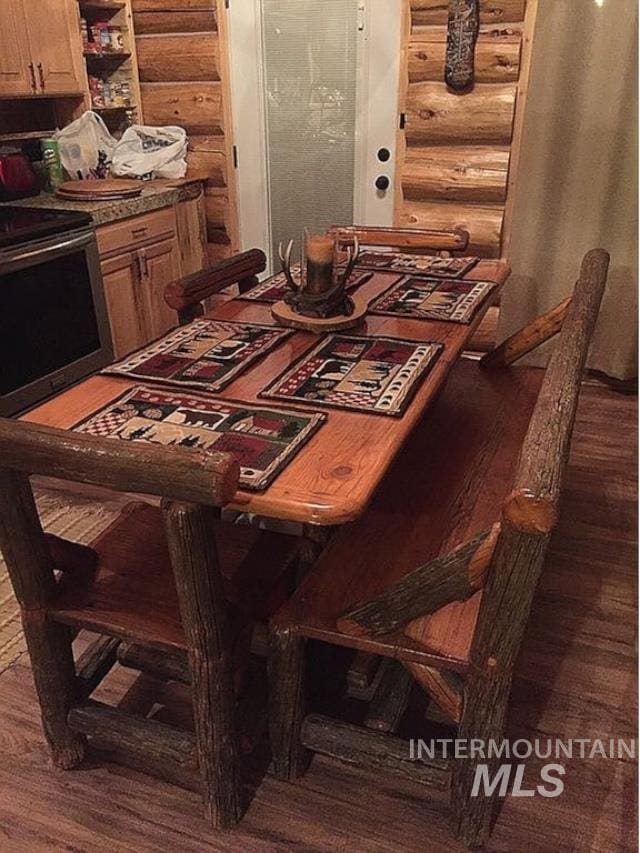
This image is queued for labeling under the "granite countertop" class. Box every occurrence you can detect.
[3,178,204,226]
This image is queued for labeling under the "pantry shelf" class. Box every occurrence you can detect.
[78,0,143,130]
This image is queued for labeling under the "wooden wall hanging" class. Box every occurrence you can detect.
[445,0,480,91]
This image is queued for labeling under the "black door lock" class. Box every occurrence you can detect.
[375,175,390,191]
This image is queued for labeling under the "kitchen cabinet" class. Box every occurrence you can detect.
[0,1,34,97]
[96,206,189,359]
[0,0,85,98]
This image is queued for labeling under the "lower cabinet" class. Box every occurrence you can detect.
[97,198,204,359]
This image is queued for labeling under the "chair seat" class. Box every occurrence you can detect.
[272,359,545,673]
[50,502,298,651]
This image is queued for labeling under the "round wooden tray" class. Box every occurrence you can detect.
[271,294,368,333]
[56,179,142,201]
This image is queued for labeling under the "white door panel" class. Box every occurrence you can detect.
[228,0,401,272]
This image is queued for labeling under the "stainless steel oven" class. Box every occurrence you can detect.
[0,206,113,417]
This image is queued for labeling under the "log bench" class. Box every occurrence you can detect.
[268,249,610,849]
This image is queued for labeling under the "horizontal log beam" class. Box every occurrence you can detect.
[0,421,238,506]
[136,32,219,82]
[409,32,521,83]
[481,296,571,368]
[186,148,226,187]
[411,0,526,27]
[507,249,610,529]
[133,10,217,34]
[68,700,197,768]
[301,714,450,789]
[133,0,215,10]
[398,200,504,256]
[140,82,223,135]
[405,82,516,145]
[338,525,500,638]
[402,145,510,203]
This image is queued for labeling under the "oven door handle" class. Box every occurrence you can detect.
[6,232,93,265]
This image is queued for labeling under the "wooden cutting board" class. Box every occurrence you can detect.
[56,179,142,200]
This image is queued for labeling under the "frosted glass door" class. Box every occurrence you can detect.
[261,0,358,263]
[228,0,402,268]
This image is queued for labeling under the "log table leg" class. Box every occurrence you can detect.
[298,523,333,580]
[268,628,308,780]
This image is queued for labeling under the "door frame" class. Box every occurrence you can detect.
[227,0,402,271]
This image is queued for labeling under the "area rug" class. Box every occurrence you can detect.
[102,319,292,392]
[0,488,127,674]
[238,266,373,303]
[74,385,326,491]
[369,276,497,323]
[259,333,443,417]
[352,251,479,278]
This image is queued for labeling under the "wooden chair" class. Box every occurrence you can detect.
[328,224,470,257]
[267,249,609,848]
[0,422,298,829]
[165,248,267,325]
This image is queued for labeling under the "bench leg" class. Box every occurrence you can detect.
[268,628,308,780]
[22,612,85,769]
[450,674,511,848]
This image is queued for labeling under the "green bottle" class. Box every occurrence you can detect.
[41,138,65,191]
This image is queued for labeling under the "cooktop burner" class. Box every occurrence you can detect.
[0,206,93,249]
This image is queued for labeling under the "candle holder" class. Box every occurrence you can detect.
[277,230,361,320]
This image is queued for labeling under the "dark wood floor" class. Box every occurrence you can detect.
[0,381,636,853]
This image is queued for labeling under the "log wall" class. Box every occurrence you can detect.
[132,0,237,260]
[396,0,538,257]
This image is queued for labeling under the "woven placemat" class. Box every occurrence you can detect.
[103,319,292,393]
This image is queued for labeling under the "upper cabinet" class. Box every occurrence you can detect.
[0,0,85,98]
[0,1,34,96]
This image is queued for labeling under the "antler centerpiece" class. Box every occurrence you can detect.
[277,230,360,320]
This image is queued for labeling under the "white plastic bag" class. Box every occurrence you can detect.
[55,111,117,180]
[111,124,188,180]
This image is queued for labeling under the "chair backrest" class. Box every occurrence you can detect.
[329,224,470,256]
[0,417,239,630]
[165,248,267,325]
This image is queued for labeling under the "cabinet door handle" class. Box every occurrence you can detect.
[138,249,149,278]
[28,63,36,92]
[37,62,45,91]
[131,226,148,238]
[132,252,141,280]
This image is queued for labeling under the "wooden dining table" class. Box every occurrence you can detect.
[23,259,509,536]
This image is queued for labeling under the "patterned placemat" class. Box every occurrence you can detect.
[259,333,443,417]
[74,385,326,491]
[102,319,292,393]
[239,266,373,303]
[370,276,497,324]
[352,251,479,278]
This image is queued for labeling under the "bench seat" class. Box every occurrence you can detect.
[50,503,297,651]
[272,359,545,673]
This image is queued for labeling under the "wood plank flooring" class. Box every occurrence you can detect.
[0,381,636,852]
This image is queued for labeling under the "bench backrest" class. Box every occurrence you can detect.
[456,248,609,754]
